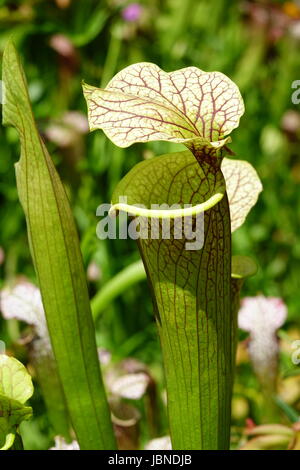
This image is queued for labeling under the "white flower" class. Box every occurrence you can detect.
[145,436,172,450]
[0,279,51,354]
[238,296,287,390]
[49,436,79,450]
[110,372,150,400]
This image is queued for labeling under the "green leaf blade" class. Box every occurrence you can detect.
[2,40,116,450]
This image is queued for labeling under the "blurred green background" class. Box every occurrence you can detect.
[0,0,300,449]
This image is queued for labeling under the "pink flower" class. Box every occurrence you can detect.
[239,296,287,333]
[122,3,142,22]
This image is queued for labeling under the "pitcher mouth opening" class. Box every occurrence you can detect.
[109,190,225,220]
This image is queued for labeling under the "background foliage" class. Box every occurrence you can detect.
[0,0,300,449]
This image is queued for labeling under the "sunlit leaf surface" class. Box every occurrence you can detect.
[0,355,33,449]
[0,355,33,404]
[83,62,244,151]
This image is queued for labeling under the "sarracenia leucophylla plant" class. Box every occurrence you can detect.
[83,63,262,450]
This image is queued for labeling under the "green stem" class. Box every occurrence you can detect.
[91,260,145,320]
[100,31,122,88]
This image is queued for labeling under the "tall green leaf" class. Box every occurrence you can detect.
[111,151,232,449]
[109,152,261,449]
[2,40,116,450]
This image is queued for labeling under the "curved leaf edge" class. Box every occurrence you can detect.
[109,192,225,219]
